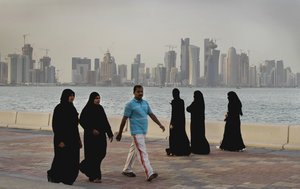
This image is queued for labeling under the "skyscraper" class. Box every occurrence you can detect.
[118,64,127,83]
[227,47,239,87]
[131,54,141,84]
[204,39,220,87]
[249,65,257,87]
[22,44,34,69]
[169,67,179,85]
[188,45,200,86]
[275,60,284,87]
[164,50,176,84]
[239,53,249,87]
[220,54,227,85]
[154,64,166,86]
[0,61,8,84]
[100,51,117,85]
[296,73,300,87]
[39,56,56,83]
[72,57,91,84]
[180,38,190,85]
[7,54,30,84]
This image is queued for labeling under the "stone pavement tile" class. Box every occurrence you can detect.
[271,182,300,188]
[237,182,267,189]
[1,128,300,189]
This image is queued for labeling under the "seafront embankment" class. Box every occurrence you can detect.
[0,110,299,150]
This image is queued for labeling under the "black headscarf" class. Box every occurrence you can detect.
[172,88,180,100]
[194,90,204,104]
[227,91,243,116]
[83,92,100,109]
[60,89,75,103]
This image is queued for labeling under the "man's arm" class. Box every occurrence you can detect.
[116,116,128,141]
[149,113,165,132]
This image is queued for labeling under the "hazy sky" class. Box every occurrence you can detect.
[0,0,299,82]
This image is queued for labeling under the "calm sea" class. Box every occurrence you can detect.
[0,86,299,125]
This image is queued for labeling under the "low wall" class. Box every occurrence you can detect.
[0,111,299,150]
[284,125,300,150]
[0,111,17,127]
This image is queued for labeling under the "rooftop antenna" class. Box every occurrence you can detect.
[23,33,30,45]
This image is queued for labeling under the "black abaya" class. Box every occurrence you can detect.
[79,103,113,181]
[47,89,80,185]
[220,92,246,151]
[167,98,191,156]
[186,91,210,155]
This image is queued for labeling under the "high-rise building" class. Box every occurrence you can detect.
[94,58,100,70]
[46,66,56,83]
[220,54,227,85]
[204,39,220,87]
[239,53,249,87]
[164,50,176,84]
[227,47,239,87]
[275,60,284,87]
[94,58,100,84]
[285,67,295,87]
[118,64,127,83]
[180,38,190,85]
[100,51,117,85]
[7,54,30,84]
[296,73,300,87]
[249,65,257,87]
[154,64,166,86]
[22,44,34,69]
[265,60,276,87]
[0,61,8,84]
[138,63,145,84]
[131,54,141,84]
[169,67,179,85]
[72,57,91,84]
[189,45,200,86]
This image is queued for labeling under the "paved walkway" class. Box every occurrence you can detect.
[0,128,299,189]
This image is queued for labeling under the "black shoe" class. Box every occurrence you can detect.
[165,148,173,156]
[147,172,158,182]
[122,172,136,177]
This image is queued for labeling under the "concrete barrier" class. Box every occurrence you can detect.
[241,123,289,149]
[0,111,299,150]
[206,121,225,144]
[0,111,17,127]
[284,125,300,150]
[8,112,51,130]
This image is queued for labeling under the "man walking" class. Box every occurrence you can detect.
[116,85,165,182]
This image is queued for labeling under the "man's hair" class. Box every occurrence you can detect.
[133,85,143,93]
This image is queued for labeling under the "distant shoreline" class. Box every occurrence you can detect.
[0,84,299,89]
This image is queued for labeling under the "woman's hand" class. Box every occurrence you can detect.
[58,142,65,148]
[93,129,100,136]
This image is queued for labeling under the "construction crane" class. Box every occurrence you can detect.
[23,34,30,45]
[39,48,50,56]
[165,45,177,51]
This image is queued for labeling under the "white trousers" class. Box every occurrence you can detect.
[123,134,154,178]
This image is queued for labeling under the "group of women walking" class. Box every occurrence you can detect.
[47,88,245,185]
[47,89,113,185]
[166,88,245,156]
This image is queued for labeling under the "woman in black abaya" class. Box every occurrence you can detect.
[79,92,114,183]
[47,89,81,185]
[166,88,191,156]
[220,91,246,151]
[186,90,210,155]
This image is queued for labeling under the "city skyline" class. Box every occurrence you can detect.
[0,0,300,82]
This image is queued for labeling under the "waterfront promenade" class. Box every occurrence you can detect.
[0,127,300,189]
